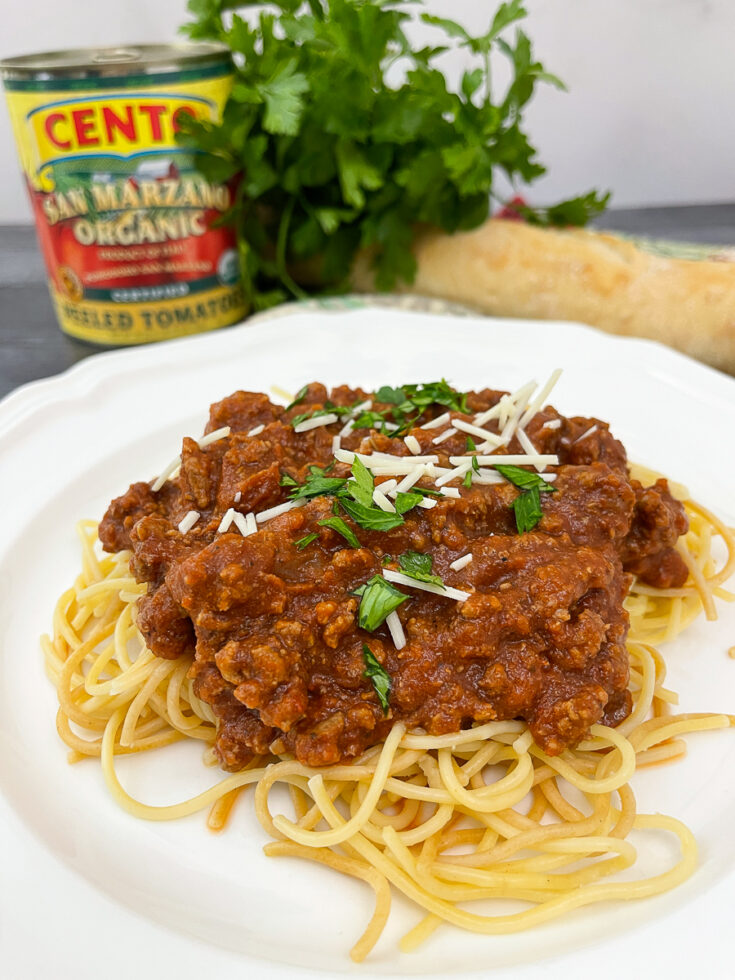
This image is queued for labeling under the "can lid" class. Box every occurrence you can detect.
[0,42,231,79]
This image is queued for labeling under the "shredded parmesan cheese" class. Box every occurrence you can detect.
[471,470,506,485]
[472,401,505,428]
[217,508,235,533]
[390,466,426,496]
[232,512,253,537]
[270,385,293,403]
[293,413,339,433]
[247,424,265,437]
[382,569,470,602]
[152,426,231,492]
[517,428,544,470]
[199,426,231,448]
[435,463,472,487]
[386,610,406,650]
[372,488,397,513]
[377,479,398,495]
[499,380,537,444]
[439,487,461,499]
[405,435,422,455]
[177,510,200,534]
[518,368,563,430]
[432,428,457,445]
[574,425,598,444]
[448,454,559,467]
[234,491,242,503]
[420,412,450,430]
[151,457,181,493]
[451,418,503,447]
[449,553,473,571]
[255,500,303,523]
[543,418,562,430]
[332,435,342,454]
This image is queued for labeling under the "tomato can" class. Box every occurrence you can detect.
[1,44,247,345]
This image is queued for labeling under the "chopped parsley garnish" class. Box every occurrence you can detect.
[351,409,390,432]
[281,466,347,500]
[494,464,556,533]
[463,469,473,489]
[285,385,309,411]
[340,496,405,532]
[375,385,415,411]
[394,491,424,514]
[355,574,409,631]
[318,516,361,549]
[362,644,391,716]
[287,382,470,437]
[472,456,480,473]
[294,532,318,550]
[400,381,468,414]
[397,551,444,588]
[346,456,374,507]
[281,447,446,538]
[493,465,556,492]
[512,487,544,534]
[465,436,477,452]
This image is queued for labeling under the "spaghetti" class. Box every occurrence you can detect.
[42,479,735,961]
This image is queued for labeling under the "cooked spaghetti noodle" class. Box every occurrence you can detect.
[42,479,735,962]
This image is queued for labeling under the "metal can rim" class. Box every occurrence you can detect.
[0,42,232,80]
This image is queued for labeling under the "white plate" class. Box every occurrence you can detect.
[1,308,734,980]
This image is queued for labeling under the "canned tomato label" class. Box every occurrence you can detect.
[1,44,246,345]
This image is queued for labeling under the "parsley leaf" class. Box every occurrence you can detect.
[465,435,477,452]
[294,532,318,550]
[318,516,361,549]
[280,472,299,488]
[180,1,608,310]
[351,409,390,432]
[398,550,444,587]
[394,490,424,514]
[340,497,405,532]
[494,464,556,492]
[258,60,309,136]
[520,190,612,228]
[401,381,468,414]
[512,485,544,533]
[357,576,409,632]
[413,486,443,498]
[362,644,391,715]
[285,384,309,412]
[347,456,375,508]
[288,469,347,501]
[463,469,473,489]
[495,464,555,532]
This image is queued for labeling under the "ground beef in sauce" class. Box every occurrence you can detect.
[98,383,689,769]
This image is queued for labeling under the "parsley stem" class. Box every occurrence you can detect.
[276,197,308,300]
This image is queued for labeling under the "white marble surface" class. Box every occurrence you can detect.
[2,0,735,222]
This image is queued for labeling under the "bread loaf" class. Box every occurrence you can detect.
[351,219,735,374]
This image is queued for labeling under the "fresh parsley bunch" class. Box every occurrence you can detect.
[181,0,609,309]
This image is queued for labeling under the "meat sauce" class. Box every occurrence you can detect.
[99,383,688,769]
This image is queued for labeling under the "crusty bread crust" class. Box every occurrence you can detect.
[351,219,735,373]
